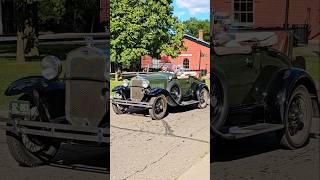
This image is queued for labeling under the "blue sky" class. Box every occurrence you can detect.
[173,0,210,21]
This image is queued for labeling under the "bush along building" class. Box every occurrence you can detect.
[141,30,210,76]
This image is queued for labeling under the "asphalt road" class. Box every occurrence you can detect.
[0,123,109,180]
[110,105,210,180]
[211,117,320,180]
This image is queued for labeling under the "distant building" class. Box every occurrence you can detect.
[141,31,210,75]
[212,0,319,39]
[100,0,109,23]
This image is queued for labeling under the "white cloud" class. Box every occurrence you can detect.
[176,0,210,15]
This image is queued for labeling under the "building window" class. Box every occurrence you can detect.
[234,0,253,24]
[183,58,189,69]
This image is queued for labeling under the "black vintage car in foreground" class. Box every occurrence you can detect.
[211,31,319,149]
[4,42,109,167]
[112,64,209,120]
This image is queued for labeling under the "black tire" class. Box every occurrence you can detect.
[112,93,128,114]
[198,88,209,109]
[112,104,127,114]
[167,81,182,106]
[6,132,60,167]
[278,85,312,149]
[6,96,60,167]
[149,94,168,120]
[211,73,229,131]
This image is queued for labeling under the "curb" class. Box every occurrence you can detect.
[178,153,210,180]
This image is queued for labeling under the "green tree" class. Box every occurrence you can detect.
[183,17,210,42]
[111,0,185,70]
[16,0,66,62]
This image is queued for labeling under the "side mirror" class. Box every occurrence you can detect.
[292,56,306,69]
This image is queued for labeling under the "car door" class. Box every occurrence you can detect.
[214,52,260,106]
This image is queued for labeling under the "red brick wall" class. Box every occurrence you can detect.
[100,0,109,23]
[254,0,286,27]
[212,0,319,37]
[173,38,210,73]
[141,38,210,74]
[212,0,232,13]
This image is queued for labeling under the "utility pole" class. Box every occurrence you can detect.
[284,0,290,30]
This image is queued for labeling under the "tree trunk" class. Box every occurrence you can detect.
[16,30,25,63]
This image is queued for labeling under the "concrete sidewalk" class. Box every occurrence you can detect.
[178,153,210,180]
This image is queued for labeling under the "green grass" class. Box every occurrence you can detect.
[293,47,320,83]
[110,79,123,95]
[0,62,41,109]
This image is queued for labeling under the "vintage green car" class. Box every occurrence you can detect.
[112,64,209,120]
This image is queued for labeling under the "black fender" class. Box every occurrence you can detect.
[144,88,178,106]
[266,68,319,124]
[112,85,130,99]
[4,76,65,96]
[194,82,209,99]
[5,76,66,121]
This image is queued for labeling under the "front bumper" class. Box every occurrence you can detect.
[112,99,152,108]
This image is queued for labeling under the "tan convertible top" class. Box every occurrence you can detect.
[214,32,279,55]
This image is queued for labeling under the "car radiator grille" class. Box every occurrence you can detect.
[130,79,144,101]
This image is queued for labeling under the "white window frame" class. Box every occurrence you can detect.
[232,0,254,27]
[183,58,189,69]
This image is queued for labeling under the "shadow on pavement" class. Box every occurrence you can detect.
[211,132,282,162]
[123,104,204,118]
[50,143,109,174]
[211,131,320,163]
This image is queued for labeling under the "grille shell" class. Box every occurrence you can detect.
[130,79,144,102]
[65,46,109,127]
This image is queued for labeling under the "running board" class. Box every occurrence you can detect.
[220,123,284,139]
[180,100,199,106]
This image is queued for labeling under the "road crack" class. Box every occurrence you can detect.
[121,142,183,180]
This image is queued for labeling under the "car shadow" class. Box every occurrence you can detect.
[124,104,203,118]
[211,132,282,163]
[50,143,109,174]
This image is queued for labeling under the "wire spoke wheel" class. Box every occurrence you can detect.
[170,85,181,102]
[211,80,224,128]
[279,85,312,149]
[198,88,209,109]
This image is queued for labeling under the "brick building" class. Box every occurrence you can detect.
[141,32,210,75]
[100,0,109,23]
[211,0,319,38]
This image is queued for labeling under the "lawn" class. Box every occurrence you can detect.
[0,62,41,110]
[293,47,320,83]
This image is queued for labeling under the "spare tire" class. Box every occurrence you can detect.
[211,73,229,131]
[166,81,182,105]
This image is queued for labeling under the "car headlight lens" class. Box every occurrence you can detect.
[41,55,62,80]
[123,79,130,87]
[142,80,150,88]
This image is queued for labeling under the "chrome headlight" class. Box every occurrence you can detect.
[123,79,130,87]
[41,55,62,80]
[142,80,150,88]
